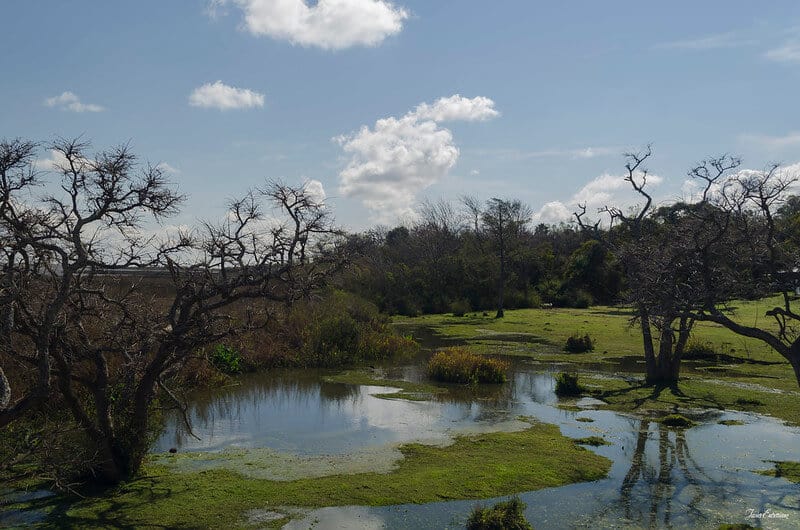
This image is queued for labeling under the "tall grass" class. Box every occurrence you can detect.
[427,347,509,384]
[467,496,534,530]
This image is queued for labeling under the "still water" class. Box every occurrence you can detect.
[154,360,800,529]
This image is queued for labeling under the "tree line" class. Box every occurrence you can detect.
[3,136,800,489]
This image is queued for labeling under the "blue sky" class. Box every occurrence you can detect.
[2,1,800,230]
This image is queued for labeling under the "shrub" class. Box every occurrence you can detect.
[564,333,594,353]
[554,372,583,396]
[659,414,695,428]
[682,339,718,360]
[209,344,243,374]
[467,497,533,530]
[450,298,472,317]
[427,347,508,384]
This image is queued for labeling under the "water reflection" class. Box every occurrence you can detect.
[154,362,800,529]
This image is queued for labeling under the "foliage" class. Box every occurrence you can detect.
[451,298,472,317]
[209,345,243,374]
[554,372,583,396]
[659,414,695,428]
[290,291,418,367]
[466,497,534,530]
[682,339,718,360]
[427,347,508,384]
[564,333,594,353]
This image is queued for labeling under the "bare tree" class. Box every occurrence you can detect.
[483,198,533,318]
[0,138,346,483]
[691,162,800,386]
[575,147,724,383]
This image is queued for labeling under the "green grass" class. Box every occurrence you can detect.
[20,422,610,528]
[396,297,800,425]
[757,461,800,483]
[581,375,800,426]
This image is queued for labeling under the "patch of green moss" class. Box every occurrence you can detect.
[575,417,594,423]
[573,436,611,446]
[757,461,800,483]
[718,524,756,530]
[718,419,745,426]
[659,414,696,428]
[37,423,610,528]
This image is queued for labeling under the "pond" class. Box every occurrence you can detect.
[154,356,800,529]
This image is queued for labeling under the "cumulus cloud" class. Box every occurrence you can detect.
[215,0,408,50]
[532,171,663,225]
[189,81,265,110]
[336,95,498,223]
[303,179,327,203]
[411,95,499,123]
[44,91,104,112]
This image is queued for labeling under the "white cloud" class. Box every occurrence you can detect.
[655,32,754,51]
[470,169,480,176]
[532,171,663,224]
[765,41,800,63]
[533,201,573,224]
[218,0,408,50]
[44,91,104,113]
[156,162,181,174]
[411,95,499,123]
[336,95,497,223]
[740,131,800,150]
[189,81,265,110]
[303,179,326,203]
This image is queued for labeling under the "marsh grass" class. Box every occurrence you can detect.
[427,347,509,384]
[467,496,533,530]
[554,372,583,396]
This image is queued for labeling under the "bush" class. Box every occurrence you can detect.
[683,339,718,360]
[292,290,418,367]
[564,333,594,353]
[209,344,243,374]
[427,347,508,384]
[450,298,472,317]
[554,289,593,309]
[467,497,533,530]
[554,372,583,396]
[659,414,695,428]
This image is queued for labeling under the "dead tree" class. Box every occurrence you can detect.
[0,138,346,483]
[691,163,800,386]
[575,146,724,384]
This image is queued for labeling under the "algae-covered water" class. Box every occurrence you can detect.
[153,357,800,529]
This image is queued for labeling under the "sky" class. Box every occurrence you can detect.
[2,1,800,231]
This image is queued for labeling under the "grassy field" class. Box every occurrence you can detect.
[395,296,800,425]
[12,421,609,529]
